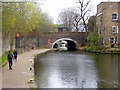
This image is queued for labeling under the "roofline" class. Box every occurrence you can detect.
[97,1,119,7]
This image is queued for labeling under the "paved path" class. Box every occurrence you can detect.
[2,49,51,88]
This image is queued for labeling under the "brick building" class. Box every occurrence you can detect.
[97,2,120,48]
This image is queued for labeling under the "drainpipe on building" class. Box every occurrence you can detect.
[118,2,120,48]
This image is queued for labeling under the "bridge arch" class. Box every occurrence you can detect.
[52,38,77,51]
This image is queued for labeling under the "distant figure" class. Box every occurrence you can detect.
[7,51,13,70]
[31,47,34,50]
[13,49,18,62]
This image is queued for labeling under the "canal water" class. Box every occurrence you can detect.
[34,51,119,88]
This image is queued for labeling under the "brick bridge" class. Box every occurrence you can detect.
[15,32,86,50]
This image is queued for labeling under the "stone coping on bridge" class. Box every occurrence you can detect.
[2,49,52,88]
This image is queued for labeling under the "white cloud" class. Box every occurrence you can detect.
[40,0,120,24]
[41,0,77,23]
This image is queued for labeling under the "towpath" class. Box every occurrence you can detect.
[2,49,51,88]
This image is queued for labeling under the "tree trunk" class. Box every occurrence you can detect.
[23,36,27,51]
[83,20,88,37]
[24,41,26,50]
[36,34,38,47]
[10,43,13,53]
[9,36,14,53]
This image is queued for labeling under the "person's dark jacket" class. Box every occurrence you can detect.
[7,54,13,61]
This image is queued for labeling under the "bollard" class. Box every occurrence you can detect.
[29,67,33,70]
[29,59,33,63]
[29,79,34,83]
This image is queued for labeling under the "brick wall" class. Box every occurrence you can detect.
[97,2,119,48]
[16,32,86,50]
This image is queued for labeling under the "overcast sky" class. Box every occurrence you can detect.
[39,0,120,24]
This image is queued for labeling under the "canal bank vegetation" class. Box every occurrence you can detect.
[0,48,51,68]
[0,51,9,68]
[0,48,35,68]
[83,30,120,54]
[82,15,120,54]
[0,46,28,68]
[0,50,21,68]
[83,29,103,53]
[83,15,103,53]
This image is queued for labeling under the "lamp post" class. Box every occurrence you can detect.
[16,34,20,49]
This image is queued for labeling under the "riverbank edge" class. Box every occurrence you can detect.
[78,47,120,54]
[28,49,54,88]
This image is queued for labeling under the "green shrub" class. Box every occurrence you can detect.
[83,46,88,51]
[87,29,103,52]
[0,51,9,65]
[88,47,91,52]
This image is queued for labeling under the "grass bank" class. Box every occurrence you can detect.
[0,51,9,67]
[0,47,51,68]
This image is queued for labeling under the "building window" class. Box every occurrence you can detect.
[112,26,116,34]
[112,13,118,21]
[109,37,114,43]
[109,5,113,8]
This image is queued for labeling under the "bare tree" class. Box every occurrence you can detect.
[77,0,91,36]
[58,8,75,31]
[73,12,81,32]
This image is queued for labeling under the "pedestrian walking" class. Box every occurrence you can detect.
[13,49,18,62]
[7,51,13,70]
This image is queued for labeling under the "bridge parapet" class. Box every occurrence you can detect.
[15,32,86,49]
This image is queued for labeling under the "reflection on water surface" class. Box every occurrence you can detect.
[34,51,119,88]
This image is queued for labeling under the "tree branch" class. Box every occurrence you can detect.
[83,0,90,11]
[83,9,91,17]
